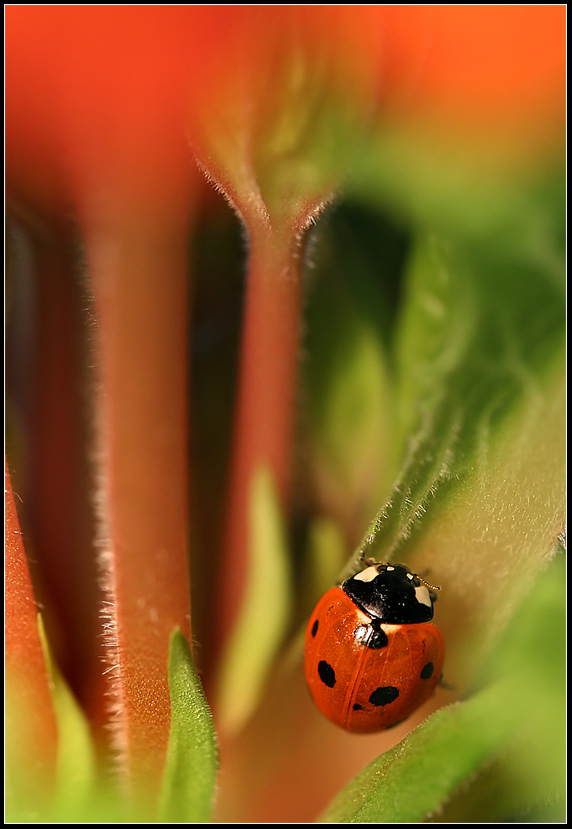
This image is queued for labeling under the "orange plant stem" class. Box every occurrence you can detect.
[23,227,105,729]
[217,225,306,653]
[84,210,192,800]
[5,458,58,804]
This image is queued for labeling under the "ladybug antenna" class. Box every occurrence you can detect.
[358,550,377,567]
[419,574,441,592]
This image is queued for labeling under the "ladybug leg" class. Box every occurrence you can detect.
[438,674,455,691]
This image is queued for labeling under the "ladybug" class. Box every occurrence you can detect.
[304,561,444,733]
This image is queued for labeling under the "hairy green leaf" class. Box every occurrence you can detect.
[159,628,219,823]
[359,222,564,561]
[343,183,565,688]
[319,687,512,823]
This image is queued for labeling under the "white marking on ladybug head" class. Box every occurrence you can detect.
[353,566,379,582]
[415,584,433,607]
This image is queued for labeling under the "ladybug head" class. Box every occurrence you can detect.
[342,563,438,624]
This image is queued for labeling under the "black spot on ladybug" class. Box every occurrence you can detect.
[311,619,319,637]
[369,686,399,707]
[318,660,336,688]
[352,703,364,711]
[421,661,434,679]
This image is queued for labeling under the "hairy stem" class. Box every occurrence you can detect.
[84,208,192,800]
[216,223,307,660]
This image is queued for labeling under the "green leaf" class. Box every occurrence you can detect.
[5,615,98,822]
[348,126,565,582]
[434,552,566,823]
[303,515,347,606]
[314,151,565,824]
[304,278,392,532]
[359,224,564,561]
[352,125,565,250]
[37,615,99,817]
[12,624,219,823]
[5,617,132,823]
[303,205,407,541]
[346,186,565,687]
[216,465,292,735]
[319,554,565,823]
[158,628,219,823]
[318,688,512,823]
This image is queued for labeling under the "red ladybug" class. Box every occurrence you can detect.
[304,562,445,733]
